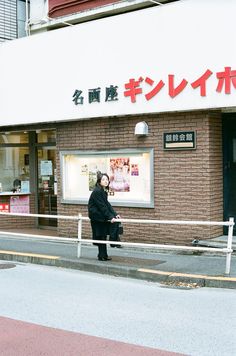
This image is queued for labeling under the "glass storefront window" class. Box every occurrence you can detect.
[37,130,56,143]
[0,132,29,144]
[0,147,30,192]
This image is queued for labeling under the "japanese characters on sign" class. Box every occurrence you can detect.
[73,85,119,105]
[164,131,196,150]
[0,203,9,213]
[72,67,236,106]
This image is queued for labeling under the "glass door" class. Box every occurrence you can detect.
[37,147,57,227]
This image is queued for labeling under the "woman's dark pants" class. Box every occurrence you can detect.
[97,238,108,259]
[90,221,109,259]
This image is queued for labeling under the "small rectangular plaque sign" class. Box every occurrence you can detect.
[163,131,196,150]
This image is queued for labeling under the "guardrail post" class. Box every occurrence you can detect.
[225,217,234,275]
[77,213,82,258]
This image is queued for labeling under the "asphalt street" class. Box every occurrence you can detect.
[0,262,236,355]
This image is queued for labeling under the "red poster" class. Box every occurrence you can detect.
[0,203,10,212]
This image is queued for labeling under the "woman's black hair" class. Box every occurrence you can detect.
[96,172,110,191]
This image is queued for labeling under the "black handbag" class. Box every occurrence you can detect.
[118,223,124,235]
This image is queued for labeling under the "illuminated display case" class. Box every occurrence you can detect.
[60,148,154,208]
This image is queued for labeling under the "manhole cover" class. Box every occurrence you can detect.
[0,263,16,270]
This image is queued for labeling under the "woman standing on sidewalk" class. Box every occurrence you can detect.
[88,173,120,261]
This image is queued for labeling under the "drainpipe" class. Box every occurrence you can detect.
[25,0,30,36]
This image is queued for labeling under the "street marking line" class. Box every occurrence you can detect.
[0,250,59,260]
[170,272,236,281]
[138,269,171,276]
[138,268,236,282]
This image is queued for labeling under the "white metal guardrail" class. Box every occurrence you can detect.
[0,212,234,275]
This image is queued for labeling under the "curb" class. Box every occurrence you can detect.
[1,252,236,289]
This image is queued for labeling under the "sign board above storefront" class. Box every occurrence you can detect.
[0,0,235,126]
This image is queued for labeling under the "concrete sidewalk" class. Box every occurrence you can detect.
[0,232,236,289]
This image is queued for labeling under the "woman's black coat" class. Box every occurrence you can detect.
[88,185,117,238]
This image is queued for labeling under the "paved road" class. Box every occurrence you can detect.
[0,261,236,355]
[0,316,182,356]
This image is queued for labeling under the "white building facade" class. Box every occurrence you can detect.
[0,0,235,243]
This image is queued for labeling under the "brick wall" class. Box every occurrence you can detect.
[56,110,223,245]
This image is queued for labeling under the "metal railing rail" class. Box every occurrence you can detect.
[0,212,234,274]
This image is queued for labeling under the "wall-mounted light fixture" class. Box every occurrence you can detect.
[134,121,149,136]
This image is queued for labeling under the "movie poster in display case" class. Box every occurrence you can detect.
[60,148,154,207]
